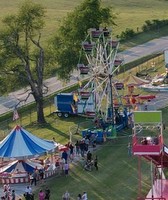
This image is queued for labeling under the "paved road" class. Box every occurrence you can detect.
[1,36,168,115]
[119,36,168,63]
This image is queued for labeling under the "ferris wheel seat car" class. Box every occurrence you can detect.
[114,59,123,67]
[115,82,124,90]
[103,27,111,37]
[85,111,95,117]
[82,41,95,52]
[77,64,89,74]
[80,91,91,98]
[89,28,104,38]
[108,40,119,48]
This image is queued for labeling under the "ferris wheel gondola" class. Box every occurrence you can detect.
[77,27,124,123]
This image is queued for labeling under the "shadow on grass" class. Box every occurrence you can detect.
[41,123,69,139]
[24,120,69,140]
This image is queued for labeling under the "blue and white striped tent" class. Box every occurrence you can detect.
[0,159,43,173]
[0,125,57,159]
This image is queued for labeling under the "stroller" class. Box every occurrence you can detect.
[24,193,34,200]
[84,160,93,171]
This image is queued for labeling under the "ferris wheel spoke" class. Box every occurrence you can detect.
[82,77,94,89]
[97,81,109,111]
[92,77,108,93]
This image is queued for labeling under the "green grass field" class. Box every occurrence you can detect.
[1,0,168,46]
[1,1,168,199]
[4,101,168,199]
[0,55,166,199]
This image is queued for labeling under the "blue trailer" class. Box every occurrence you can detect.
[54,93,78,118]
[54,92,95,118]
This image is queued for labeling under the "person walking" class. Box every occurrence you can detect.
[75,140,80,156]
[24,186,33,200]
[11,190,16,200]
[94,155,98,171]
[44,187,51,200]
[86,151,92,162]
[127,142,132,156]
[62,150,68,162]
[39,168,45,184]
[77,193,82,200]
[62,191,70,200]
[69,143,74,160]
[38,190,45,200]
[64,161,69,177]
[31,170,38,186]
[82,192,88,200]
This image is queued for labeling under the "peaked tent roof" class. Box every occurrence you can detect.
[123,73,150,86]
[0,159,43,173]
[0,125,57,159]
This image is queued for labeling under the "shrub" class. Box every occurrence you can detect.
[119,28,136,41]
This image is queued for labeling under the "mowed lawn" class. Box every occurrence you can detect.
[32,128,152,200]
[0,55,166,200]
[42,142,149,200]
[1,1,168,199]
[0,0,168,43]
[10,108,167,200]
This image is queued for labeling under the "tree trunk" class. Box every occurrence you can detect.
[35,96,46,124]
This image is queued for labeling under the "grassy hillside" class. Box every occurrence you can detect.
[0,0,168,43]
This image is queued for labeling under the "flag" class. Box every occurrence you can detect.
[13,109,19,121]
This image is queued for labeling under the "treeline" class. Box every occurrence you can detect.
[119,19,168,41]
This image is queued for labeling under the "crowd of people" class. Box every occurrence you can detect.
[62,191,88,200]
[1,133,98,200]
[24,185,50,200]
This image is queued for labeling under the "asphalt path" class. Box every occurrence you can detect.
[0,183,28,199]
[1,36,168,114]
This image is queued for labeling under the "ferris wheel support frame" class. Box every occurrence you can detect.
[78,27,125,125]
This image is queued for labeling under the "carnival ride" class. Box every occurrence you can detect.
[54,27,157,141]
[74,27,134,139]
[69,27,158,140]
[0,125,58,184]
[132,111,168,200]
[54,27,129,138]
[140,73,168,92]
[77,28,157,119]
[121,73,156,110]
[77,27,125,123]
[140,49,168,93]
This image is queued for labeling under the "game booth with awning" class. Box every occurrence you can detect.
[0,125,58,184]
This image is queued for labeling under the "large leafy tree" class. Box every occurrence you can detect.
[0,0,47,124]
[50,0,116,80]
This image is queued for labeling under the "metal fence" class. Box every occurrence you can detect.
[0,99,56,140]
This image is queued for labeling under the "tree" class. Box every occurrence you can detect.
[50,0,116,80]
[0,0,47,124]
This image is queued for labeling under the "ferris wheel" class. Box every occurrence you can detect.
[77,27,124,123]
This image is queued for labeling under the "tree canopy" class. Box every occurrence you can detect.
[0,0,116,124]
[0,0,47,123]
[50,0,116,80]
